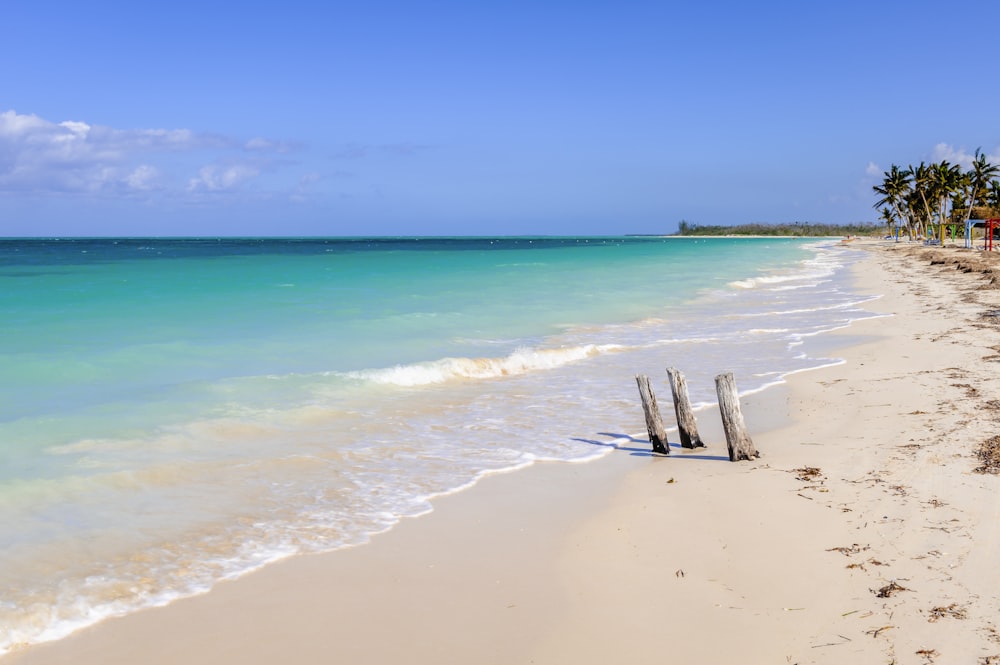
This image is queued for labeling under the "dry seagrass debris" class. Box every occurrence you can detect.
[952,382,980,398]
[846,557,888,572]
[974,435,1000,474]
[928,603,967,622]
[793,466,823,482]
[827,544,870,556]
[916,648,938,661]
[874,581,909,598]
[866,625,894,638]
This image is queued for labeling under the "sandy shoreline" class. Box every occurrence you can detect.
[8,239,1000,664]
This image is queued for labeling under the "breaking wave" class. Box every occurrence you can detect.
[342,343,627,387]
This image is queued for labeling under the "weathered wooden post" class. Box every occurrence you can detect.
[666,367,705,449]
[714,372,759,461]
[635,375,669,455]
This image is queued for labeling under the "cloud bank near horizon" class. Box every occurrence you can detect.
[0,109,299,200]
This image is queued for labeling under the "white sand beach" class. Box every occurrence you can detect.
[7,239,1000,664]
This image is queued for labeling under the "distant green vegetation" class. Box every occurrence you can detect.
[674,220,880,237]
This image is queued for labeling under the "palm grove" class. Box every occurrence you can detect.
[873,150,1000,241]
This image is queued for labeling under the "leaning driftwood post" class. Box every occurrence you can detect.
[714,372,759,461]
[666,367,705,449]
[635,375,669,455]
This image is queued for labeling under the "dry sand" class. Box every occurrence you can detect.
[7,239,1000,665]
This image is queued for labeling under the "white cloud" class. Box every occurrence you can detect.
[0,110,50,137]
[0,108,292,198]
[931,143,973,167]
[245,137,294,153]
[245,137,273,151]
[865,161,881,177]
[125,164,160,191]
[0,109,193,194]
[187,164,261,192]
[58,120,91,137]
[929,143,1000,168]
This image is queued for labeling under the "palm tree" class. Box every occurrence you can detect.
[988,180,1000,213]
[928,161,963,241]
[873,165,912,239]
[907,162,936,238]
[878,207,896,236]
[961,149,1000,226]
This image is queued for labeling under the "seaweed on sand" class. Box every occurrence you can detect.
[974,435,1000,474]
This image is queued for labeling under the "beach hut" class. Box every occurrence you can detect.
[964,219,1000,250]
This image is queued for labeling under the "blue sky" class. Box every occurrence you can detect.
[3,0,999,236]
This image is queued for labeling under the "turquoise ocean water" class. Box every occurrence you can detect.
[0,237,875,653]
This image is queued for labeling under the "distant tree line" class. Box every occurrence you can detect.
[674,220,879,237]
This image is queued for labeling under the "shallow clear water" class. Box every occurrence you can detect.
[0,236,874,653]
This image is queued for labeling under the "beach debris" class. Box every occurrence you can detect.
[792,466,823,481]
[927,603,967,622]
[714,372,759,461]
[635,375,669,455]
[979,656,1000,665]
[810,634,852,648]
[827,544,870,556]
[874,581,910,598]
[665,367,706,449]
[916,648,938,662]
[666,477,675,484]
[840,610,875,620]
[923,520,959,534]
[675,569,685,578]
[951,382,980,398]
[974,435,1000,474]
[793,466,824,482]
[846,557,887,572]
[865,625,894,638]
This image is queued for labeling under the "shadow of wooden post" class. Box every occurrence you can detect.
[714,372,759,461]
[635,375,669,455]
[666,367,706,449]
